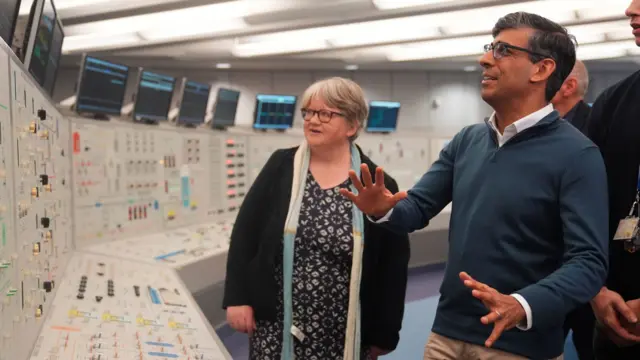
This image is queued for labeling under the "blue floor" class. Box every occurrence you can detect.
[218,265,580,359]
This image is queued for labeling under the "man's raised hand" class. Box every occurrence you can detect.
[339,164,407,218]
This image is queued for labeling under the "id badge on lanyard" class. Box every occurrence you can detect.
[613,167,640,253]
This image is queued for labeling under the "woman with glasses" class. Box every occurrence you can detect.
[223,77,410,360]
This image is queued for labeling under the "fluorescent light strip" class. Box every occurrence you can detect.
[138,18,247,41]
[64,2,248,36]
[387,36,639,62]
[19,0,112,15]
[387,35,492,61]
[577,41,639,60]
[372,0,469,10]
[62,33,142,53]
[232,38,329,57]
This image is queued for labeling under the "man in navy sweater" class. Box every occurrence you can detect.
[342,12,609,360]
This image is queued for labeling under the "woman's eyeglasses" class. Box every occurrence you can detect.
[301,108,344,123]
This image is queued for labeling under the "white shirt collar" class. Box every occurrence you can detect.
[487,103,554,146]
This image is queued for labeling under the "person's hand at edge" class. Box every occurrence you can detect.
[460,272,526,348]
[339,164,407,218]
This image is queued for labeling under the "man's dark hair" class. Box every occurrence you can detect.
[492,12,577,102]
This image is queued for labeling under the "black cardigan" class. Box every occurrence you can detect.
[222,145,411,351]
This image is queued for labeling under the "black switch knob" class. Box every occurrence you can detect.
[40,217,50,228]
[43,281,53,292]
[37,109,46,120]
[39,174,49,185]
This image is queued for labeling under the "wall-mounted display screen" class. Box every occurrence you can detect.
[27,0,54,86]
[211,88,240,128]
[366,101,400,132]
[42,16,62,95]
[253,94,296,130]
[178,80,210,125]
[0,0,21,46]
[133,70,175,122]
[76,55,130,116]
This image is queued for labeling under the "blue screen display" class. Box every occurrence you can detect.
[253,94,296,129]
[134,70,175,121]
[212,88,240,127]
[366,101,400,132]
[76,56,129,115]
[178,80,209,125]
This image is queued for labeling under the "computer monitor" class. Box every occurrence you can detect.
[211,88,240,129]
[75,55,129,119]
[0,0,22,47]
[253,94,296,130]
[133,70,176,123]
[177,79,210,126]
[42,14,62,96]
[26,0,56,87]
[366,101,400,133]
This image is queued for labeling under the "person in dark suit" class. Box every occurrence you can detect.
[550,59,596,360]
[222,77,410,360]
[551,59,591,135]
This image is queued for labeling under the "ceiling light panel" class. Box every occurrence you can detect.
[572,0,633,20]
[577,40,639,60]
[372,0,482,10]
[567,20,632,44]
[233,0,628,58]
[386,35,492,61]
[62,33,142,53]
[232,38,329,57]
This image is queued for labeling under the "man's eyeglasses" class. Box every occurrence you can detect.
[484,42,551,61]
[301,108,344,123]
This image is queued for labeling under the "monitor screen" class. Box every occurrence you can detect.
[42,17,62,96]
[366,101,400,132]
[178,80,210,125]
[0,0,21,46]
[133,70,175,122]
[28,0,54,86]
[212,88,240,128]
[253,94,296,130]
[76,56,129,116]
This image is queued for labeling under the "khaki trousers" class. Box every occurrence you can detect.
[423,332,564,360]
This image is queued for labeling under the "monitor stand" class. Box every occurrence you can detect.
[91,113,110,121]
[135,118,159,125]
[78,112,110,121]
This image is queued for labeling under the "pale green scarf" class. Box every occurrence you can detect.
[281,140,365,360]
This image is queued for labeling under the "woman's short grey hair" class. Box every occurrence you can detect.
[300,77,368,141]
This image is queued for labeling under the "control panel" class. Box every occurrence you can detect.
[86,222,230,269]
[0,47,18,360]
[247,132,300,184]
[2,54,73,360]
[71,120,215,248]
[209,134,248,217]
[28,252,231,360]
[356,134,431,191]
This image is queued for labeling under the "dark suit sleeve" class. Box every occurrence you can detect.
[222,150,284,308]
[368,174,411,351]
[586,89,611,149]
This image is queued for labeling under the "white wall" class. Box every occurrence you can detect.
[53,67,634,134]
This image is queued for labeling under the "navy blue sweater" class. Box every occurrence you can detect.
[384,112,609,359]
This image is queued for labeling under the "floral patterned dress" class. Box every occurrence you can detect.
[249,172,372,360]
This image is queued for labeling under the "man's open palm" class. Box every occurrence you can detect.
[339,164,407,218]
